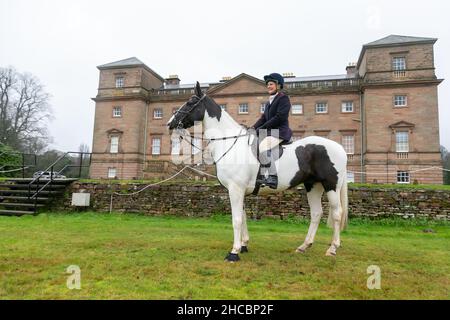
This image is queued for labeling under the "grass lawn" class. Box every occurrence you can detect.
[0,213,448,300]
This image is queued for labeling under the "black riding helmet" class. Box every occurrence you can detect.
[263,73,284,89]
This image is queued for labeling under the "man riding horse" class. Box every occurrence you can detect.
[251,73,293,189]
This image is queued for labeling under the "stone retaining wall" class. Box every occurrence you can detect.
[54,182,450,220]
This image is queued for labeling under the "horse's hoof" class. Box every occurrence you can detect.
[240,246,248,253]
[325,250,336,257]
[296,243,312,253]
[225,252,240,262]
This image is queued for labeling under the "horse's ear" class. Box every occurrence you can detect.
[195,81,203,97]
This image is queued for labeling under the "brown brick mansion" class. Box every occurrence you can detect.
[90,35,444,184]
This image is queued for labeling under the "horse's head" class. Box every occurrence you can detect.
[167,82,207,130]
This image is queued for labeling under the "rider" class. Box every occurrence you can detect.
[250,73,292,189]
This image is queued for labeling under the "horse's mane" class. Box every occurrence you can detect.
[203,94,249,133]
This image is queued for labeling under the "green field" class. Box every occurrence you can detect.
[0,213,448,300]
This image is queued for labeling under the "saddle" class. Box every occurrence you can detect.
[249,135,292,163]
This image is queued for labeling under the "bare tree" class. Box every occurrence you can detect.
[0,67,53,154]
[76,143,91,178]
[78,143,90,154]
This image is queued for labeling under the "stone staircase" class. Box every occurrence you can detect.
[0,178,77,216]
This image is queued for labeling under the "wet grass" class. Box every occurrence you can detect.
[0,213,448,300]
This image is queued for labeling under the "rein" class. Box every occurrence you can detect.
[178,129,248,165]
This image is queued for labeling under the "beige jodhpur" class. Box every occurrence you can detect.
[259,136,283,153]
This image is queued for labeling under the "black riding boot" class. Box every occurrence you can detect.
[265,175,278,189]
[256,149,278,189]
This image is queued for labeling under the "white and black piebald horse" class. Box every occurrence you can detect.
[168,82,348,262]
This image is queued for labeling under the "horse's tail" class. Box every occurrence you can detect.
[326,170,349,231]
[339,171,349,231]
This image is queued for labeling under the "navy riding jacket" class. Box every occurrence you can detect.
[252,92,293,141]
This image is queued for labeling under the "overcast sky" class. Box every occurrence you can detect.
[1,0,449,151]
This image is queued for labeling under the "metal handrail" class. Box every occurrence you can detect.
[27,152,92,212]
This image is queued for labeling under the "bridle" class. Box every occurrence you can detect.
[172,94,251,164]
[173,94,208,130]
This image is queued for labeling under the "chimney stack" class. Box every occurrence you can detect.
[165,75,180,86]
[282,72,295,78]
[346,63,357,76]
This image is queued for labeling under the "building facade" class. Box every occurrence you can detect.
[90,35,444,184]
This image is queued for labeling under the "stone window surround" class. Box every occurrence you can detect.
[397,170,410,184]
[389,121,415,154]
[291,104,304,115]
[106,129,123,154]
[339,129,357,154]
[112,106,122,118]
[315,102,328,114]
[341,101,354,113]
[153,108,163,119]
[114,73,125,88]
[391,52,408,79]
[151,136,162,155]
[391,55,407,70]
[238,103,249,114]
[107,167,117,179]
[110,136,119,154]
[393,94,408,107]
[395,131,409,153]
[341,133,355,155]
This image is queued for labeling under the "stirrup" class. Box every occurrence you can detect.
[257,175,278,189]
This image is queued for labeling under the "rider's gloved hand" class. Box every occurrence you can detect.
[240,124,256,137]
